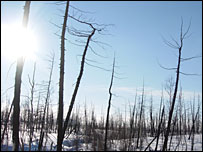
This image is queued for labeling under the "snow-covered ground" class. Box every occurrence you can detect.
[1,129,202,151]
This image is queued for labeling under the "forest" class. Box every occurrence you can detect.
[1,1,202,151]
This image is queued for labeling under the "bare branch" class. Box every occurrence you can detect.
[85,61,111,72]
[28,75,32,86]
[88,45,107,58]
[69,15,95,29]
[49,20,61,29]
[170,35,180,48]
[1,85,14,97]
[85,58,102,65]
[157,59,177,71]
[162,35,179,49]
[181,55,202,62]
[69,5,95,14]
[5,61,16,82]
[179,71,201,76]
[180,16,183,41]
[68,40,85,47]
[91,39,112,48]
[67,26,90,37]
[113,75,127,80]
[53,1,66,5]
[182,18,192,39]
[68,26,92,34]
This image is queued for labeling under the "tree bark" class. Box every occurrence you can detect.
[57,1,69,151]
[12,1,31,151]
[61,28,96,149]
[104,57,115,151]
[162,25,183,151]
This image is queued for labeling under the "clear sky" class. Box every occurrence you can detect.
[1,1,202,118]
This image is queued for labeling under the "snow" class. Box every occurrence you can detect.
[1,129,202,151]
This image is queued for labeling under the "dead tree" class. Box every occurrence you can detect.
[195,94,201,134]
[12,1,31,151]
[57,14,110,149]
[61,18,96,145]
[188,96,200,140]
[128,93,137,150]
[149,95,155,137]
[28,62,36,151]
[155,90,164,151]
[178,86,183,137]
[164,76,175,114]
[38,53,55,151]
[57,1,70,151]
[144,106,164,151]
[104,56,115,151]
[168,110,178,151]
[1,101,14,146]
[162,18,200,151]
[137,82,145,149]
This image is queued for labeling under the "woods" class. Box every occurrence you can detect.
[1,1,202,151]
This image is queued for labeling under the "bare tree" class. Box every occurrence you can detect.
[155,89,164,151]
[137,82,145,149]
[104,56,115,151]
[149,95,155,137]
[58,14,109,149]
[164,76,175,113]
[12,1,31,151]
[162,18,196,151]
[28,62,36,151]
[1,101,13,146]
[57,1,70,151]
[144,105,165,151]
[38,53,55,151]
[128,93,137,150]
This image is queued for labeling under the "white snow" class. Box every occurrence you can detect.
[1,128,202,151]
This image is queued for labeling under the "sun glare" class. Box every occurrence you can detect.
[2,24,38,61]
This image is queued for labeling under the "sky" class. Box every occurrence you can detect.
[1,1,202,118]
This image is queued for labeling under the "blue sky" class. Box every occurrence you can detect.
[1,1,202,117]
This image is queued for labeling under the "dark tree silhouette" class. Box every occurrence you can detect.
[104,56,115,151]
[61,18,96,148]
[28,62,36,151]
[57,1,70,151]
[12,1,31,151]
[38,53,55,151]
[162,18,197,151]
[57,14,110,149]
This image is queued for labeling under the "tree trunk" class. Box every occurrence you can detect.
[162,24,183,151]
[38,54,54,151]
[104,57,115,151]
[57,1,69,151]
[61,27,96,149]
[29,62,36,151]
[12,1,31,151]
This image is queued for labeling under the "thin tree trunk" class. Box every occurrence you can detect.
[168,111,178,151]
[38,54,54,151]
[12,1,31,151]
[128,94,137,150]
[29,62,36,151]
[137,83,144,149]
[162,22,183,151]
[57,1,69,151]
[155,106,165,151]
[104,57,115,151]
[1,102,13,146]
[61,27,96,148]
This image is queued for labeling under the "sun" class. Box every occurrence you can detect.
[1,23,38,61]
